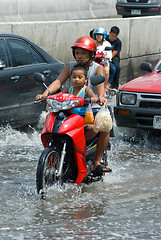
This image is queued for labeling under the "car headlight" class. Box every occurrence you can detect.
[121,93,136,105]
[117,0,127,2]
[148,0,160,3]
[47,99,80,112]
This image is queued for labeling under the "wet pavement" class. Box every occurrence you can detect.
[0,120,161,239]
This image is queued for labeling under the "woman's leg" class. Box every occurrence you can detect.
[93,131,110,170]
[85,124,97,141]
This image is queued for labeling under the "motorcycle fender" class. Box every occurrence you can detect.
[41,112,56,147]
[58,114,87,184]
[75,152,87,185]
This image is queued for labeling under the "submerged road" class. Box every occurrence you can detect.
[1,107,161,239]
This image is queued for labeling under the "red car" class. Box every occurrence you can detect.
[114,59,161,131]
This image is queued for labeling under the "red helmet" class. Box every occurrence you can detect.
[71,36,96,52]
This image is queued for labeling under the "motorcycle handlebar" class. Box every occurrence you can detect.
[84,97,99,107]
[84,98,90,106]
[34,98,46,104]
[35,97,99,106]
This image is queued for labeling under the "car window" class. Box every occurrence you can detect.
[156,63,161,71]
[30,47,47,64]
[0,39,9,68]
[155,60,161,72]
[7,39,45,67]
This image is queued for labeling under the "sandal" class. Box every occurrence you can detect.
[92,165,112,177]
[103,167,112,173]
[92,165,103,177]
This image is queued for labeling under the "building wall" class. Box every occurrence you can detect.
[0,0,117,22]
[0,9,161,83]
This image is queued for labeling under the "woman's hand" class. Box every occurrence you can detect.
[35,93,48,102]
[98,96,107,106]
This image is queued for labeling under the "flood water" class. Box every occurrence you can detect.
[1,111,161,239]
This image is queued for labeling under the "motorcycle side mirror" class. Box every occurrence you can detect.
[0,59,6,70]
[34,72,46,83]
[90,74,105,86]
[34,72,50,95]
[104,46,112,51]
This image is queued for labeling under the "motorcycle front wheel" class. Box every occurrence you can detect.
[36,146,67,196]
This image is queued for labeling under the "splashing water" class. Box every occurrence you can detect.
[0,106,161,239]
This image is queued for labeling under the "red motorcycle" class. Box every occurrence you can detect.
[34,73,111,198]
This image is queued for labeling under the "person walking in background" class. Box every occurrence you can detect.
[106,26,122,89]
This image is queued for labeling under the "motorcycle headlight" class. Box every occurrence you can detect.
[121,93,136,105]
[47,99,80,112]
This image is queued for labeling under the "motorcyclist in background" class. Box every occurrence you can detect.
[94,27,116,93]
[106,26,122,90]
[35,36,110,176]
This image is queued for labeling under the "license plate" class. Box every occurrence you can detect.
[131,9,141,15]
[153,115,161,129]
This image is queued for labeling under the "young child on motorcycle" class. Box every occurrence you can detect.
[62,64,98,141]
[94,27,116,93]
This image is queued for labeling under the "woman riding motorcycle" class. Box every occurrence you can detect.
[94,27,116,91]
[35,36,110,175]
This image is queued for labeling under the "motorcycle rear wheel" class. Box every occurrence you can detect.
[36,146,69,196]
